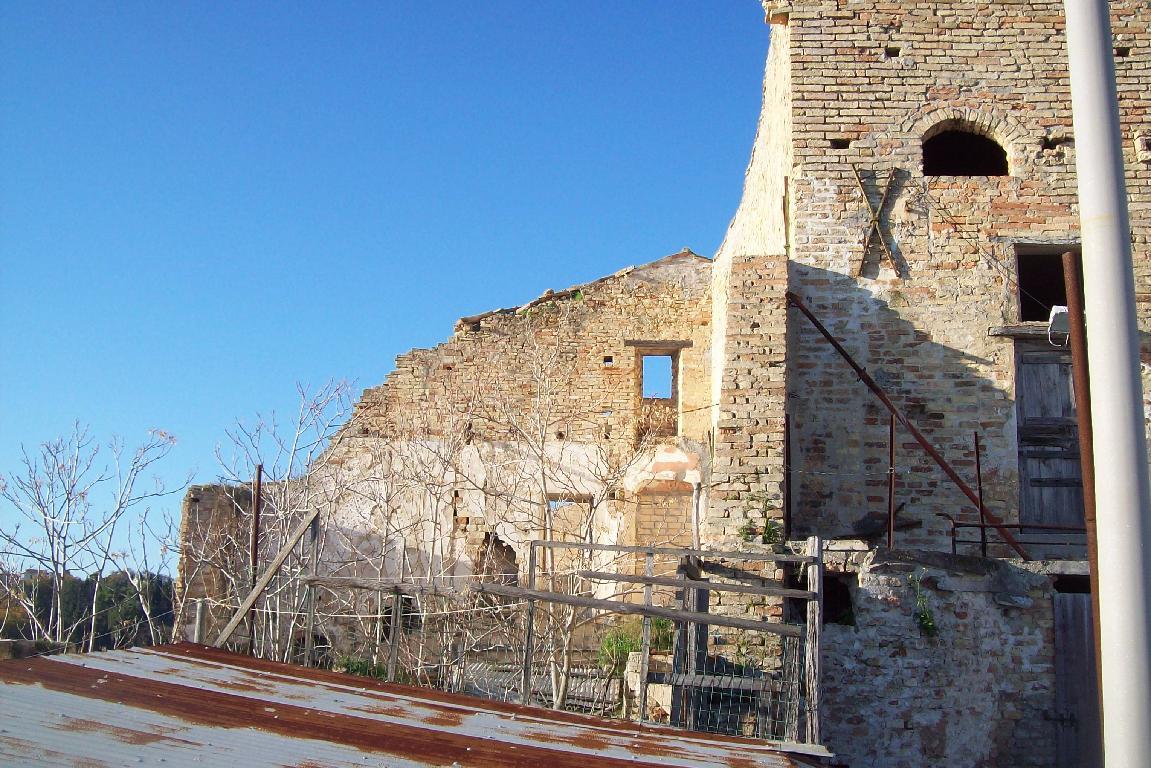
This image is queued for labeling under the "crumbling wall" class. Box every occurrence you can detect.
[822,548,1065,768]
[319,250,715,574]
[175,483,251,640]
[346,249,713,447]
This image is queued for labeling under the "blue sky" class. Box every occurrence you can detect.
[1,2,769,538]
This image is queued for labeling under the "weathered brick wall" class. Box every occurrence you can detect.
[707,20,793,543]
[752,1,1151,550]
[348,250,713,450]
[319,250,714,572]
[822,548,1065,768]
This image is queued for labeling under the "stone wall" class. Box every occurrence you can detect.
[822,547,1073,768]
[175,483,251,640]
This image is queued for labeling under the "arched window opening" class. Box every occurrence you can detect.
[923,129,1008,176]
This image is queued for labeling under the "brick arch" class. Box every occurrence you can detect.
[901,105,1031,172]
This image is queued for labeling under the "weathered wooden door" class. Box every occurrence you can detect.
[1054,591,1102,768]
[1015,342,1084,529]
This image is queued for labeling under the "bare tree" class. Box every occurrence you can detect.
[178,381,355,661]
[0,425,176,647]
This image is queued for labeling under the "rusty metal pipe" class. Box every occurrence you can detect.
[1062,250,1103,717]
[786,291,1029,559]
[975,433,987,558]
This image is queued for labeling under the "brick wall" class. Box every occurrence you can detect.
[724,1,1151,552]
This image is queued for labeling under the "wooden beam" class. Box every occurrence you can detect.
[470,582,802,639]
[577,570,816,600]
[214,509,319,648]
[532,539,814,564]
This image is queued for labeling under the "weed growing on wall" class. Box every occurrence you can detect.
[908,571,937,637]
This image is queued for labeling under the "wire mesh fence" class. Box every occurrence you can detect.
[200,539,821,745]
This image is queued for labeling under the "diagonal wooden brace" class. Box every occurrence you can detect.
[852,165,899,276]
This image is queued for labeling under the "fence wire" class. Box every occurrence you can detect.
[206,546,815,745]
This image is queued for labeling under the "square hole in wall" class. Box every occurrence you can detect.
[1016,249,1071,321]
[884,46,901,59]
[830,138,851,149]
[603,355,614,367]
[642,355,673,399]
[1115,46,1131,58]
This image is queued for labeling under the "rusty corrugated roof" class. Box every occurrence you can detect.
[0,644,829,767]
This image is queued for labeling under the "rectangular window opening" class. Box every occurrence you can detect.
[1017,249,1070,322]
[642,355,674,399]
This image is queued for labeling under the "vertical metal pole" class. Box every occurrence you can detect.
[887,415,896,548]
[975,433,988,558]
[304,514,318,667]
[387,589,402,683]
[804,536,823,745]
[637,551,654,722]
[247,463,263,657]
[1063,250,1104,714]
[784,413,793,540]
[1064,3,1151,764]
[192,598,206,644]
[520,543,537,705]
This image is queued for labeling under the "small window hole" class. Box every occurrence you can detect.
[603,355,614,367]
[641,355,673,399]
[1115,46,1131,58]
[884,46,901,59]
[830,138,851,149]
[1017,250,1069,322]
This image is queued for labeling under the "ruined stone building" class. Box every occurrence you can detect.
[179,2,1151,766]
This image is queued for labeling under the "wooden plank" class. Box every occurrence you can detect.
[804,537,823,746]
[578,570,817,600]
[532,539,814,564]
[649,672,770,691]
[1055,592,1102,768]
[470,582,803,639]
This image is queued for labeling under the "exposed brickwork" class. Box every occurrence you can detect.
[717,1,1151,554]
[347,250,713,450]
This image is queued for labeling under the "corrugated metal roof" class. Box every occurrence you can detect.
[0,644,830,767]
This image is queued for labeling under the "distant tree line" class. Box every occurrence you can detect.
[0,569,173,651]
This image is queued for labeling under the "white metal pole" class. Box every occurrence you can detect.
[1063,2,1151,765]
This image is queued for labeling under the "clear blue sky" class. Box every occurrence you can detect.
[1,2,769,533]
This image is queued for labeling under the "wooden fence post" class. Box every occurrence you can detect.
[638,550,654,722]
[387,589,402,682]
[805,536,823,745]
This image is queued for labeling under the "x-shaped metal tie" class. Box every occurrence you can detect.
[852,165,898,276]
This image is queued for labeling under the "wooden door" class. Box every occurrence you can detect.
[1015,342,1084,529]
[1054,591,1102,768]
